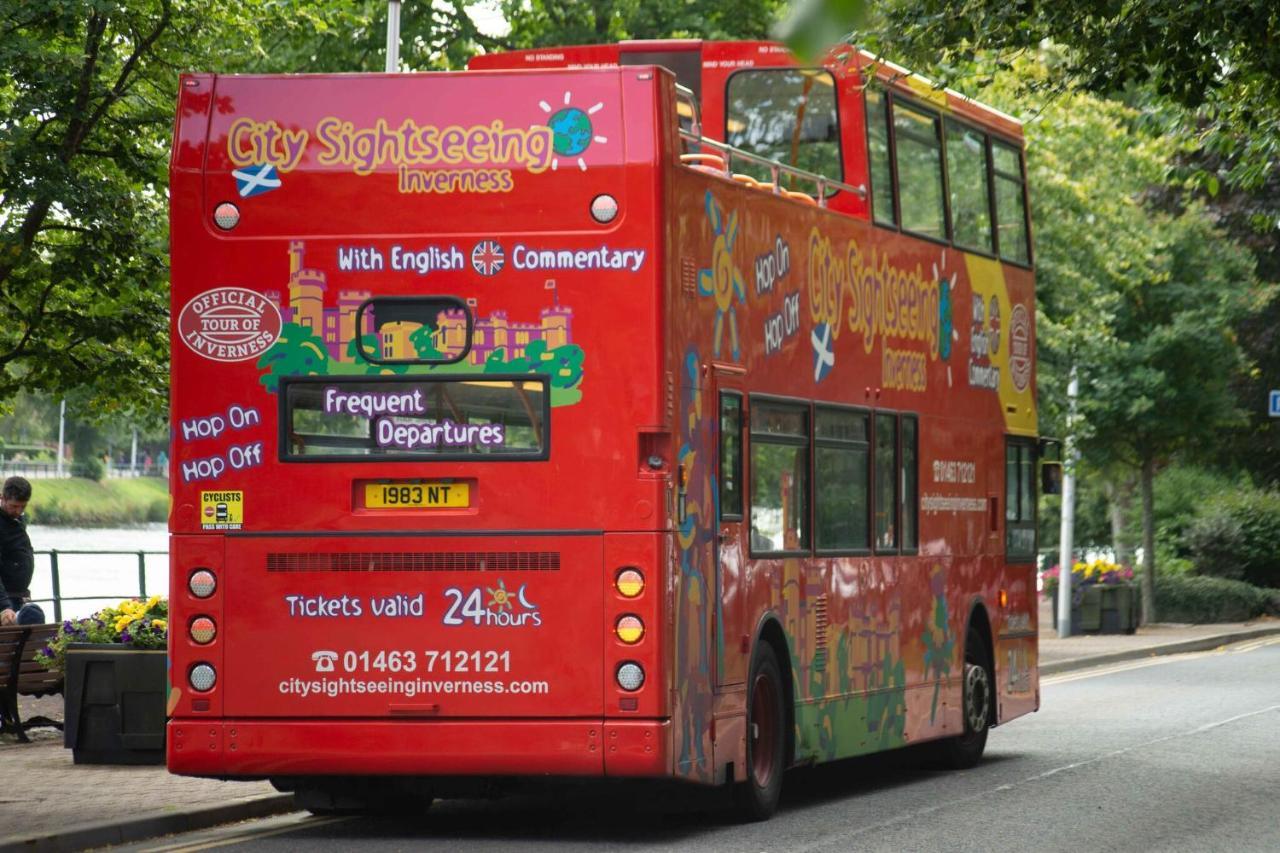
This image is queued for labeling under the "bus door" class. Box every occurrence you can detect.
[713,366,747,689]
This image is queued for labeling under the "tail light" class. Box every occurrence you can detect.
[189,617,216,644]
[189,663,217,692]
[616,662,644,691]
[189,569,216,598]
[615,615,644,645]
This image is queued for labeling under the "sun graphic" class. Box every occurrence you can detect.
[697,191,746,360]
[487,579,514,611]
[538,91,608,171]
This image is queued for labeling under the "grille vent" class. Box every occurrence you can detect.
[681,258,698,297]
[812,594,829,671]
[267,551,561,573]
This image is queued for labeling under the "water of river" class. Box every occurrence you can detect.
[25,524,169,621]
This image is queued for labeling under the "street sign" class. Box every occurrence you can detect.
[1271,390,1280,418]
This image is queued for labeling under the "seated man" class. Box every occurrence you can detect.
[1,476,44,626]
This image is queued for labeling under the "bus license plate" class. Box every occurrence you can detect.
[365,482,469,509]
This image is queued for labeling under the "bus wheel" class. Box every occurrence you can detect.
[937,624,991,769]
[733,642,786,821]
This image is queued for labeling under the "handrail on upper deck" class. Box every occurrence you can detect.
[673,83,867,208]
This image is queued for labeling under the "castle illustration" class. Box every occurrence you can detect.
[265,242,574,363]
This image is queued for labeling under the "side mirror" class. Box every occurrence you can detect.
[1041,461,1064,496]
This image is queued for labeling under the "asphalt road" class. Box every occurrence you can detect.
[125,637,1280,853]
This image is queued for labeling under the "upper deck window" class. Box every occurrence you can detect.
[865,88,896,227]
[946,121,993,253]
[993,140,1030,264]
[865,89,1032,266]
[281,376,549,462]
[892,101,946,241]
[726,69,842,192]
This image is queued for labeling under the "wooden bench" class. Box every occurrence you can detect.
[0,624,65,742]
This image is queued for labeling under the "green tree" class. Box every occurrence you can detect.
[976,59,1269,622]
[500,0,785,46]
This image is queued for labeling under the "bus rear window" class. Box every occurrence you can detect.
[281,376,549,461]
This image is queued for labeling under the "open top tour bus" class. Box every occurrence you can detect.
[167,38,1042,819]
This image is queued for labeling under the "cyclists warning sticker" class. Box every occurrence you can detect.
[201,491,244,530]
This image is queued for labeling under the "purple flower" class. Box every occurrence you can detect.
[62,620,73,631]
[120,630,132,644]
[42,645,53,656]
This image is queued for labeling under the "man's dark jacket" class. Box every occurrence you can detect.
[0,511,33,612]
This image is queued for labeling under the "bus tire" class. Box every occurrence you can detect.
[733,641,786,821]
[936,623,992,769]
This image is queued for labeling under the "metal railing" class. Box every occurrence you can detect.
[29,549,168,623]
[677,130,868,205]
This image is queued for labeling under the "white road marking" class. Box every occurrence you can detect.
[789,701,1280,852]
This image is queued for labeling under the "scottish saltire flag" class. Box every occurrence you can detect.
[233,163,282,198]
[811,322,835,382]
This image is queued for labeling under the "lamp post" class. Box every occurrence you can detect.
[1057,367,1078,638]
[385,1,401,73]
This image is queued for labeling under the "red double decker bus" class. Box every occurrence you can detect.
[167,39,1042,818]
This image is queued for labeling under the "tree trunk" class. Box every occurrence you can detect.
[1108,475,1135,566]
[1140,456,1157,625]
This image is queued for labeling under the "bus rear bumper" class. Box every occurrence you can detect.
[168,718,670,779]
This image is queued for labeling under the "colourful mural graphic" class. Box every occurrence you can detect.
[783,562,908,763]
[698,192,746,361]
[537,91,608,172]
[674,347,713,778]
[256,243,586,406]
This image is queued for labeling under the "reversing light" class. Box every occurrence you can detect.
[189,569,216,598]
[616,662,645,692]
[615,568,644,598]
[615,615,645,644]
[213,201,240,230]
[189,663,217,692]
[190,616,216,645]
[590,194,619,224]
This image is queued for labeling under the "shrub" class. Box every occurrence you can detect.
[71,456,105,482]
[1185,489,1280,589]
[1154,575,1270,624]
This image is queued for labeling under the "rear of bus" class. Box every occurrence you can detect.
[167,67,675,791]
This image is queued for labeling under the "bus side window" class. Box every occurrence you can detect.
[749,401,810,554]
[719,393,743,520]
[814,406,870,553]
[901,415,918,551]
[874,412,899,551]
[1005,438,1037,560]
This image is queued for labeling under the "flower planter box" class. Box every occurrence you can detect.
[63,645,166,765]
[1050,585,1139,636]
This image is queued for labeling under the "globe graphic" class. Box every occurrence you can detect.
[548,107,593,156]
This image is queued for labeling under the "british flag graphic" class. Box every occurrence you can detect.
[471,241,505,276]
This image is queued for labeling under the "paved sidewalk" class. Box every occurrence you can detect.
[1037,597,1280,674]
[4,604,1278,852]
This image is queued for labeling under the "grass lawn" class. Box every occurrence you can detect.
[25,477,170,526]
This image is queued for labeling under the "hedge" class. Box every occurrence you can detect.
[1153,575,1273,624]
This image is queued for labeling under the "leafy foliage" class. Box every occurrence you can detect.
[1185,489,1280,589]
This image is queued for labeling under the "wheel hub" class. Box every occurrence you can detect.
[963,661,990,733]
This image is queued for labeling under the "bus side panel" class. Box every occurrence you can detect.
[666,152,1037,768]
